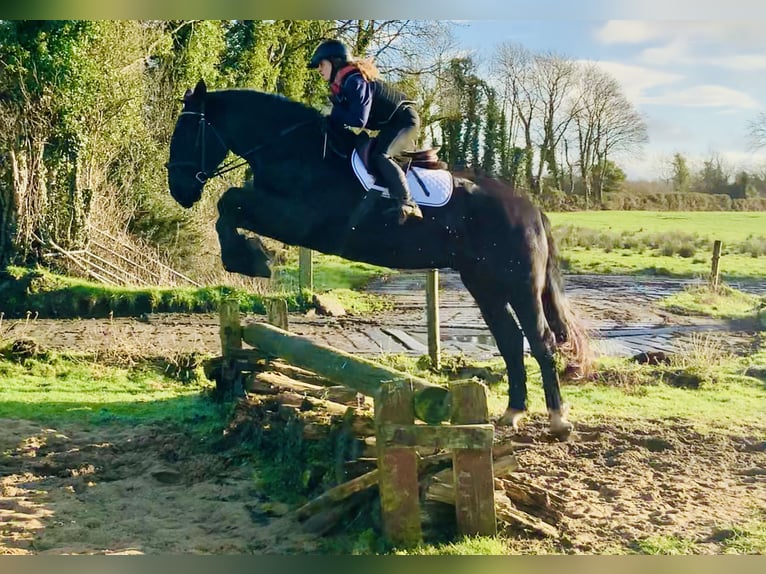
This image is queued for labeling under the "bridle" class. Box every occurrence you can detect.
[165,102,318,184]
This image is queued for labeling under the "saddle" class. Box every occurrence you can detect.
[355,133,447,174]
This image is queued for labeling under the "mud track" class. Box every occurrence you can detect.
[1,272,764,554]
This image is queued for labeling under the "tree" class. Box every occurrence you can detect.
[592,159,626,196]
[670,153,691,193]
[492,42,538,192]
[438,57,481,169]
[697,153,730,195]
[479,87,501,175]
[746,112,766,150]
[0,21,158,265]
[531,52,580,192]
[571,63,647,204]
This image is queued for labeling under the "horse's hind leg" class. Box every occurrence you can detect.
[216,186,271,278]
[509,290,572,438]
[459,270,528,429]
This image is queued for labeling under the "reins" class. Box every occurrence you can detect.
[167,103,316,184]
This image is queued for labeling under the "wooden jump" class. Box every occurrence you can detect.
[217,299,496,546]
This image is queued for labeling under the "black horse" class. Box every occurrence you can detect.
[167,79,588,436]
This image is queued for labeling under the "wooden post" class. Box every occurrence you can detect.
[220,299,242,355]
[449,380,497,537]
[425,269,441,370]
[299,247,313,292]
[219,299,243,399]
[710,240,722,290]
[375,381,422,547]
[265,298,289,331]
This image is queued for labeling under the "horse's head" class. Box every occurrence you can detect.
[166,79,230,208]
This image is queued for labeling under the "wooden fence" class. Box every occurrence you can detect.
[217,299,496,546]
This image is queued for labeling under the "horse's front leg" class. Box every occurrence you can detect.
[215,185,275,278]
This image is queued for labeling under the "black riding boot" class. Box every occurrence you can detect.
[373,155,423,225]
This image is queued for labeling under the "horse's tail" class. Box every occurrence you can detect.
[540,212,593,378]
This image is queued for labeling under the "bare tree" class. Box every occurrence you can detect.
[328,20,454,76]
[492,42,538,191]
[746,112,766,150]
[531,51,581,192]
[571,63,647,203]
[572,64,617,203]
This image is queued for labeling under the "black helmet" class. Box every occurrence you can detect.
[307,39,351,69]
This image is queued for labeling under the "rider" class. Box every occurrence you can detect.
[308,39,423,225]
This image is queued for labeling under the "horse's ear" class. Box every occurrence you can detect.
[193,79,207,98]
[183,88,193,102]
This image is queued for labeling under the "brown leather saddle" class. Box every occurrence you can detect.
[356,136,447,174]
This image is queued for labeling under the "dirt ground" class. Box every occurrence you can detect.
[1,275,765,554]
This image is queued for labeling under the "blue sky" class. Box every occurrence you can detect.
[451,19,766,181]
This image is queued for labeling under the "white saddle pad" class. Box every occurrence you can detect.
[351,150,453,207]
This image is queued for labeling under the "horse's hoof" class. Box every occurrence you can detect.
[497,408,526,431]
[548,404,573,439]
[222,256,272,278]
[222,237,272,278]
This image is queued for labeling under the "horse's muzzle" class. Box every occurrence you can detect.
[169,185,199,209]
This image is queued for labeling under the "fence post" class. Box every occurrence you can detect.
[450,380,497,536]
[218,299,243,399]
[710,240,722,290]
[425,269,441,369]
[375,381,422,547]
[265,298,289,331]
[299,247,313,292]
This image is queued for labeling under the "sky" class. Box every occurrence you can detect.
[3,1,766,181]
[451,19,766,181]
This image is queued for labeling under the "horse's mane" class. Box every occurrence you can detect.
[206,88,321,126]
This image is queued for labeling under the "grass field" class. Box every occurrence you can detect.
[548,211,766,243]
[548,211,766,278]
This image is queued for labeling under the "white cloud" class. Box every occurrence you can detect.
[596,21,661,44]
[583,60,682,103]
[597,21,766,49]
[642,85,760,110]
[710,54,766,71]
[637,40,694,67]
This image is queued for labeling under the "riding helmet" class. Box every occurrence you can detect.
[307,39,351,69]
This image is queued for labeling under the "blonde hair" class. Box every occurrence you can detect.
[353,57,380,81]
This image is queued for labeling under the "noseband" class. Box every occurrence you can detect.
[166,104,317,184]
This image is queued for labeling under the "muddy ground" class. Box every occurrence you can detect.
[1,273,765,554]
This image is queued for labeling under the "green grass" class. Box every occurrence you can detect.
[272,253,393,314]
[395,536,519,555]
[273,253,394,292]
[0,350,221,426]
[1,254,392,319]
[548,211,766,244]
[660,284,763,319]
[548,211,766,278]
[717,519,766,554]
[559,248,766,279]
[373,339,766,436]
[632,534,700,555]
[0,265,296,318]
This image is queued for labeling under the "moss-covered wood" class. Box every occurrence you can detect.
[449,380,497,537]
[374,381,422,547]
[377,423,493,450]
[242,320,450,423]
